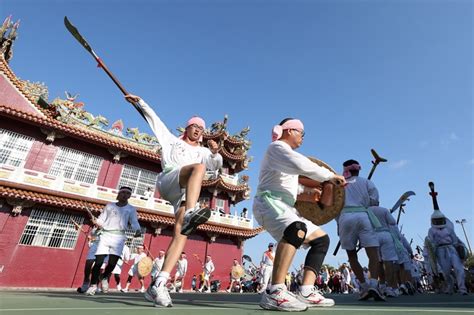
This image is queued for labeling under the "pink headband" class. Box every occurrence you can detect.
[272,119,304,142]
[186,116,205,129]
[181,116,206,142]
[343,164,361,179]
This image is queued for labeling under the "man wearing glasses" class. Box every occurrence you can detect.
[124,94,222,307]
[253,118,345,311]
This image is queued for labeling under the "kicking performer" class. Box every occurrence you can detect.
[125,93,223,307]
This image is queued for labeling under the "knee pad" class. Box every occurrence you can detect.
[305,234,330,273]
[282,221,307,248]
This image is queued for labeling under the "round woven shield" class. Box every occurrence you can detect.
[231,265,245,279]
[137,256,153,277]
[294,156,345,226]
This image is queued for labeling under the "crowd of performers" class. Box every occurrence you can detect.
[75,94,470,312]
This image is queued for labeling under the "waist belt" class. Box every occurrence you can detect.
[99,229,126,235]
[256,190,295,216]
[341,206,382,229]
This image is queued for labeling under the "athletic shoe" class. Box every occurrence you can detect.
[178,288,183,293]
[260,286,308,312]
[358,282,371,301]
[296,287,335,307]
[85,285,97,296]
[205,289,211,293]
[384,287,398,298]
[77,283,89,293]
[139,287,146,293]
[181,207,211,235]
[368,280,385,301]
[101,278,109,293]
[120,288,129,293]
[116,284,122,291]
[154,285,173,308]
[144,285,157,302]
[399,284,409,295]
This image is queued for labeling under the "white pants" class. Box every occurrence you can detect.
[436,245,466,293]
[377,231,398,261]
[157,168,185,213]
[338,212,379,250]
[253,196,320,244]
[95,233,126,256]
[260,265,273,290]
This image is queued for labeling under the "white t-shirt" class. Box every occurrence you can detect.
[343,176,379,207]
[137,99,223,171]
[257,141,334,201]
[204,260,215,275]
[176,258,188,275]
[96,203,141,232]
[261,250,274,267]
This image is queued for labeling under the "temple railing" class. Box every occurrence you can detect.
[0,164,253,229]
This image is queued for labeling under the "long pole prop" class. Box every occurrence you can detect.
[333,149,388,256]
[64,16,146,120]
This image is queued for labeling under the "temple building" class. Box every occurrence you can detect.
[0,17,261,290]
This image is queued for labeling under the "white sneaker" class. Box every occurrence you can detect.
[181,207,211,235]
[85,285,98,296]
[368,279,385,301]
[260,287,308,312]
[296,287,335,307]
[154,285,173,308]
[205,289,211,293]
[120,288,129,293]
[358,282,370,301]
[139,287,146,293]
[144,285,157,302]
[101,278,109,293]
[226,288,231,293]
[116,284,122,291]
[385,287,398,298]
[178,289,183,293]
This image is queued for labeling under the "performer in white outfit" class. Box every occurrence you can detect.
[112,244,131,291]
[258,243,275,294]
[86,187,141,296]
[337,160,384,301]
[174,252,188,293]
[125,94,222,307]
[151,250,166,282]
[254,118,345,311]
[77,227,100,293]
[427,210,467,295]
[199,255,215,292]
[370,206,400,297]
[122,245,147,293]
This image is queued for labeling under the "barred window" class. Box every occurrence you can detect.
[125,226,146,252]
[49,147,103,184]
[118,164,158,195]
[19,208,84,249]
[0,128,34,167]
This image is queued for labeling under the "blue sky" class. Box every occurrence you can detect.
[3,0,472,267]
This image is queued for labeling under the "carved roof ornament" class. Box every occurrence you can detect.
[0,16,20,63]
[19,80,49,104]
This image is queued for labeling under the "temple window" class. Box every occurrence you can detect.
[49,147,103,184]
[215,198,226,213]
[0,128,34,167]
[118,164,158,196]
[18,207,84,249]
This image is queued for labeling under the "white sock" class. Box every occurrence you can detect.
[154,271,170,287]
[299,285,314,296]
[269,283,286,292]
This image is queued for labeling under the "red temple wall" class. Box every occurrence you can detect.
[0,74,42,116]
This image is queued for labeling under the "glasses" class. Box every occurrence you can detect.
[291,129,305,137]
[188,124,204,131]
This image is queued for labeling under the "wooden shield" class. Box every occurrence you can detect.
[294,157,345,226]
[137,256,153,277]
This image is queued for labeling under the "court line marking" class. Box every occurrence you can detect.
[0,307,473,313]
